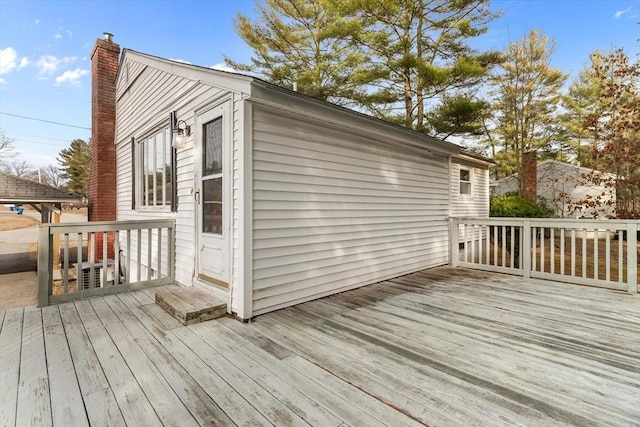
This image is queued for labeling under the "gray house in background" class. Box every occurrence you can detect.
[494,160,615,218]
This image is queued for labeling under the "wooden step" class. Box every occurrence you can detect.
[155,287,227,325]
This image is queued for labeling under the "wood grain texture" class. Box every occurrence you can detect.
[3,268,639,426]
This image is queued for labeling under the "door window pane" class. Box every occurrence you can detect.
[203,178,222,234]
[203,117,222,176]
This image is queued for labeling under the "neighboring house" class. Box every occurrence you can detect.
[91,34,490,320]
[494,160,615,218]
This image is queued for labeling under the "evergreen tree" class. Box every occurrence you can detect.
[226,0,392,110]
[355,0,501,130]
[227,0,500,130]
[58,139,90,197]
[560,67,599,167]
[488,30,567,190]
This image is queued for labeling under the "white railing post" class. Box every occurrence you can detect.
[627,222,637,294]
[450,218,459,268]
[37,224,52,307]
[522,220,531,279]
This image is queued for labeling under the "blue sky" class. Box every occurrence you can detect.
[0,0,638,168]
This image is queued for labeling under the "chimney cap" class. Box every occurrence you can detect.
[103,32,113,42]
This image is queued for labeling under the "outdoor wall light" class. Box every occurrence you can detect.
[171,111,191,149]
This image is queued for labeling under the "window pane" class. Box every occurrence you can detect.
[140,128,173,207]
[202,177,222,234]
[203,117,222,176]
[460,182,471,195]
[460,169,470,182]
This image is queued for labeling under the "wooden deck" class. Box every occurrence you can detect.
[1,267,639,426]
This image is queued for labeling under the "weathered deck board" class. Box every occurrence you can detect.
[0,308,23,427]
[41,305,88,427]
[57,302,125,426]
[3,267,640,426]
[15,306,51,427]
[73,299,162,426]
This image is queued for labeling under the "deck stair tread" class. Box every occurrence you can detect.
[155,287,227,325]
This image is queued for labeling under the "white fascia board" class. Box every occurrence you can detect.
[118,50,253,95]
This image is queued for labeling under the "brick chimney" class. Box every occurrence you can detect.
[89,32,120,259]
[522,151,538,202]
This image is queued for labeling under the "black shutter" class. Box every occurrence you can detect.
[131,137,136,210]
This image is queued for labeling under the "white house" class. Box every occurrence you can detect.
[494,160,615,218]
[91,35,490,320]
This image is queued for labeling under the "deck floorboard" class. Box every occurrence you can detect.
[3,267,639,426]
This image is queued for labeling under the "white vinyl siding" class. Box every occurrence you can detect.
[251,107,450,315]
[451,160,489,218]
[115,55,247,301]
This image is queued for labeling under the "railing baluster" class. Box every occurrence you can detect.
[471,225,476,265]
[102,231,108,287]
[484,225,489,265]
[137,229,142,283]
[618,232,623,283]
[114,231,120,285]
[63,234,69,294]
[550,228,555,275]
[582,228,587,278]
[605,230,610,282]
[532,227,537,272]
[540,228,545,273]
[147,228,152,280]
[493,225,498,266]
[157,228,162,277]
[571,229,576,277]
[89,233,96,290]
[560,229,565,276]
[593,229,599,280]
[463,225,468,263]
[126,229,131,285]
[501,226,506,267]
[510,226,515,268]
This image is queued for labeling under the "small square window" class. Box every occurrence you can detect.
[460,169,471,195]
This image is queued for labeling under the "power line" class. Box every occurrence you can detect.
[9,132,77,143]
[0,111,90,130]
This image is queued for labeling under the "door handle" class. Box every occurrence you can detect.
[194,189,200,203]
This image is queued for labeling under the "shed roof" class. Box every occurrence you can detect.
[0,173,82,204]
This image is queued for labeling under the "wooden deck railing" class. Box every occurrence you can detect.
[450,217,639,293]
[38,219,175,306]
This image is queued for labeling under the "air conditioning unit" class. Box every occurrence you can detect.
[74,261,115,290]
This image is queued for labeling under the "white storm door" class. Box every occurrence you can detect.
[196,102,230,287]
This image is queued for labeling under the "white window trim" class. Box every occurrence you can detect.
[460,167,472,196]
[136,125,172,211]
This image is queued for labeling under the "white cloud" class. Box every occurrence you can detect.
[614,6,632,18]
[36,55,77,76]
[66,30,73,39]
[36,55,60,75]
[0,47,18,74]
[55,68,88,86]
[211,62,236,73]
[53,33,63,40]
[35,19,40,25]
[0,77,5,84]
[18,57,29,68]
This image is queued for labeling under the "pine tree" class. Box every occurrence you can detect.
[226,0,391,111]
[488,30,567,190]
[58,139,90,197]
[353,0,501,130]
[561,67,599,167]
